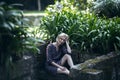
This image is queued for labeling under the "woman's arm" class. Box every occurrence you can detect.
[65,41,71,53]
[46,44,66,70]
[52,62,62,68]
[51,61,66,70]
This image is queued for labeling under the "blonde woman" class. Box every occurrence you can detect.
[45,33,76,75]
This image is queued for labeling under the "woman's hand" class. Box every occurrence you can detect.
[65,40,71,53]
[60,66,67,71]
[59,66,70,75]
[65,40,69,45]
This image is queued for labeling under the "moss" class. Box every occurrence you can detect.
[82,69,102,74]
[76,53,118,70]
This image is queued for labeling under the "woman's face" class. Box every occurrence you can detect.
[57,36,66,45]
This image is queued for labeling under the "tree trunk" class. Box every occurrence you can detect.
[37,0,41,11]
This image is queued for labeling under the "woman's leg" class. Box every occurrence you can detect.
[57,68,70,75]
[61,54,74,68]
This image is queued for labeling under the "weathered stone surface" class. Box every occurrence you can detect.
[81,69,103,80]
[70,52,120,80]
[10,55,34,80]
[9,44,71,80]
[1,44,120,80]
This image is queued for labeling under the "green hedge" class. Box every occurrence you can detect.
[40,1,120,54]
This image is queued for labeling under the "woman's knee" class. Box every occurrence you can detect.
[57,68,70,75]
[64,54,71,58]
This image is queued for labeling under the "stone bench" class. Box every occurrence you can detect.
[36,44,71,80]
[70,52,120,80]
[9,43,120,80]
[10,44,71,80]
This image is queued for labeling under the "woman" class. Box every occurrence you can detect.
[45,33,76,75]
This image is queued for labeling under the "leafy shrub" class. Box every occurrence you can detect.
[92,0,120,18]
[0,2,43,67]
[41,1,80,41]
[77,14,120,54]
[40,1,120,54]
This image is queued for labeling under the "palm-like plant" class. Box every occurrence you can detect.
[41,1,80,42]
[0,2,43,79]
[40,0,120,55]
[92,0,120,18]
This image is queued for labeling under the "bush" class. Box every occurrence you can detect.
[41,1,80,41]
[40,1,120,54]
[0,2,44,68]
[92,0,120,18]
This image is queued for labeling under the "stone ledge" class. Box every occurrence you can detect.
[82,69,103,75]
[81,69,103,80]
[70,52,120,80]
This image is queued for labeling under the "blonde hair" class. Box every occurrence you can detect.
[56,33,69,41]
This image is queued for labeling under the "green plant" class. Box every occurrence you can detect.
[40,0,120,55]
[92,0,120,17]
[41,1,80,41]
[115,36,120,52]
[0,2,44,79]
[75,13,120,54]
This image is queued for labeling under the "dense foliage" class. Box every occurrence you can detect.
[40,1,120,54]
[92,0,120,18]
[0,2,43,67]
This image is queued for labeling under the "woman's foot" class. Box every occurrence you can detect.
[71,65,78,69]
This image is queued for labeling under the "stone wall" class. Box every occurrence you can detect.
[9,55,35,80]
[71,52,120,80]
[9,54,70,80]
[0,44,120,80]
[8,44,71,80]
